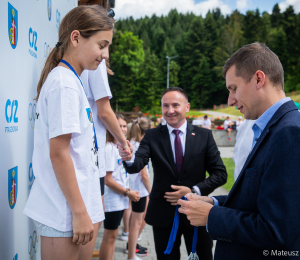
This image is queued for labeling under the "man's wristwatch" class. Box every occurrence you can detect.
[191,188,197,194]
[123,188,130,197]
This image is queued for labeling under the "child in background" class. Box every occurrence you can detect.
[99,114,140,260]
[126,117,152,260]
[23,6,113,260]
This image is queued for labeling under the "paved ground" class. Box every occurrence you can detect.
[93,147,233,260]
[218,147,234,158]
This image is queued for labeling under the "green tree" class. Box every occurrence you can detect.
[109,30,145,111]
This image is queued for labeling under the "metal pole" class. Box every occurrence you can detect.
[166,55,179,89]
[166,56,170,88]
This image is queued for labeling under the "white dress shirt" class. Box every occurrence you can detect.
[232,120,255,181]
[167,120,187,161]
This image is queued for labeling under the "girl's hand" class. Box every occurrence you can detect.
[118,140,133,161]
[128,190,140,202]
[72,212,94,245]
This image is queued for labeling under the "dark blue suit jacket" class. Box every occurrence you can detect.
[208,100,300,259]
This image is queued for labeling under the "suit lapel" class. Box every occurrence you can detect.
[180,123,195,176]
[225,100,298,203]
[160,126,178,177]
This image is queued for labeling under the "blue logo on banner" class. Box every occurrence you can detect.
[5,99,18,133]
[28,27,38,58]
[8,2,18,49]
[8,166,18,209]
[28,163,35,192]
[13,253,18,260]
[56,9,61,30]
[47,0,52,21]
[86,108,93,123]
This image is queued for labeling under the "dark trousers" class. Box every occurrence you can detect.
[152,215,213,260]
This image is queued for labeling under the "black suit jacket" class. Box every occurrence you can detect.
[124,123,227,228]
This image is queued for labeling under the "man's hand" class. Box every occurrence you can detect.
[177,193,213,226]
[184,193,214,205]
[118,140,133,161]
[164,185,191,206]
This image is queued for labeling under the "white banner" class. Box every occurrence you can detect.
[0,1,77,259]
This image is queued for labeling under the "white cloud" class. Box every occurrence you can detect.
[114,0,232,20]
[236,0,249,10]
[279,0,300,12]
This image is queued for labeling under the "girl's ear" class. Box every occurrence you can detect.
[70,30,80,47]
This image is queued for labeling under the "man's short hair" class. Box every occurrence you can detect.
[222,42,284,90]
[161,87,188,101]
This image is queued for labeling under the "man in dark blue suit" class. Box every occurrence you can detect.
[178,42,300,259]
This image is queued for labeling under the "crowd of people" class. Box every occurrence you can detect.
[22,4,300,260]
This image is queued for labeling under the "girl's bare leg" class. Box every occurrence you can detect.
[41,236,80,260]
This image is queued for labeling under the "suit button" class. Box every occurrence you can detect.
[177,180,180,183]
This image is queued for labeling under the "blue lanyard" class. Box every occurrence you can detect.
[60,59,98,151]
[164,196,198,255]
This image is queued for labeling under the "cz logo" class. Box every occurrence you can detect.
[5,99,18,123]
[29,28,37,58]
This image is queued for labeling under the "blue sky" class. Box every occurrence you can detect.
[115,0,300,20]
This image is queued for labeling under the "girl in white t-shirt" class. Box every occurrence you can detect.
[23,6,113,260]
[99,114,141,260]
[126,117,152,260]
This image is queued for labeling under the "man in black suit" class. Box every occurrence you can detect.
[120,87,227,260]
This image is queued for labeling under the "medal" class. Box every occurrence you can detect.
[164,196,199,260]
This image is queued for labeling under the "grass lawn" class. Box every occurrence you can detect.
[290,94,300,103]
[222,158,235,191]
[186,111,206,117]
[215,106,243,117]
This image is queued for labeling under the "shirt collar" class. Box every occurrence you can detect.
[167,120,187,135]
[253,97,291,132]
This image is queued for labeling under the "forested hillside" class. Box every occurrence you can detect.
[108,4,300,112]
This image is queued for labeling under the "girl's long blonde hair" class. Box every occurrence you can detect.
[35,5,113,100]
[127,117,152,143]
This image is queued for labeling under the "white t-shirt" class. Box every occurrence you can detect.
[128,140,149,198]
[104,142,129,212]
[23,66,104,231]
[224,119,232,130]
[236,120,244,131]
[80,61,112,178]
[232,120,255,181]
[202,118,211,127]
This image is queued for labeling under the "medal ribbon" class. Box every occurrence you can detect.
[60,59,98,151]
[164,196,198,255]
